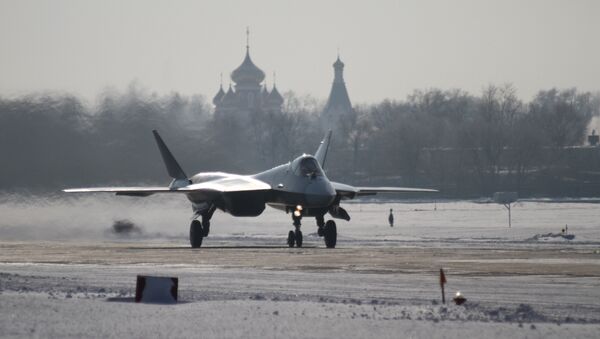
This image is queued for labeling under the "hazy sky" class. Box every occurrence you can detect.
[1,0,599,104]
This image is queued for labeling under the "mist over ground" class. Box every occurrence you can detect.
[1,192,599,247]
[0,84,599,197]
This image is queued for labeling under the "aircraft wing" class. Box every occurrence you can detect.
[331,181,438,200]
[64,129,272,199]
[182,176,271,192]
[64,176,271,198]
[64,187,176,197]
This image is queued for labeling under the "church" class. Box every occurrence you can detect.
[320,55,354,131]
[212,44,284,116]
[212,42,353,130]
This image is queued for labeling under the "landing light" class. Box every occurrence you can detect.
[296,205,303,211]
[293,210,301,217]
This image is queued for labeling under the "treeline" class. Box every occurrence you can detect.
[0,84,598,197]
[337,86,600,197]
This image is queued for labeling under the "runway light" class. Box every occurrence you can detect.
[293,210,301,217]
[453,291,467,305]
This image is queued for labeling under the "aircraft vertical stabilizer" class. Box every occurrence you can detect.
[315,130,332,169]
[152,130,189,186]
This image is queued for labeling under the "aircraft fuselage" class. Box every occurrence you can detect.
[186,155,336,217]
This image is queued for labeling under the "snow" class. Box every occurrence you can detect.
[1,195,599,245]
[1,263,599,338]
[1,195,600,337]
[528,233,576,242]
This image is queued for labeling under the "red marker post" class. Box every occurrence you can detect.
[440,268,447,304]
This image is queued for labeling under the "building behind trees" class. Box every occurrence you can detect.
[320,55,354,133]
[212,44,283,119]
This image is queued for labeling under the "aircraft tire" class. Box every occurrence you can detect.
[295,230,303,248]
[287,230,295,247]
[324,220,337,248]
[190,220,204,248]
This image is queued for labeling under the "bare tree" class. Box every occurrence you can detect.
[530,88,595,147]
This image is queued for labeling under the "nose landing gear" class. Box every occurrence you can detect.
[287,207,303,247]
[287,230,303,247]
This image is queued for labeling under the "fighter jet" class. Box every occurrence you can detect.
[64,130,437,248]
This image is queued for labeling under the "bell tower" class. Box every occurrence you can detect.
[321,54,353,131]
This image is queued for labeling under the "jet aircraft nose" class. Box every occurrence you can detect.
[304,178,336,207]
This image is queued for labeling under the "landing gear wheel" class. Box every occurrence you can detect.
[287,230,295,247]
[190,220,204,248]
[323,220,337,248]
[295,230,303,248]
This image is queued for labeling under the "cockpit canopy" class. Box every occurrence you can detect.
[291,155,323,177]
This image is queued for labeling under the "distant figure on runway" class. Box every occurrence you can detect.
[388,208,394,227]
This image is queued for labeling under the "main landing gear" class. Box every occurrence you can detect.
[190,220,204,248]
[190,205,215,248]
[316,215,337,248]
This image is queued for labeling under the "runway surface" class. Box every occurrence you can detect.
[1,239,600,338]
[1,198,600,338]
[1,241,599,277]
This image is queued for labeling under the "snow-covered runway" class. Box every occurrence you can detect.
[1,241,599,338]
[1,197,600,338]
